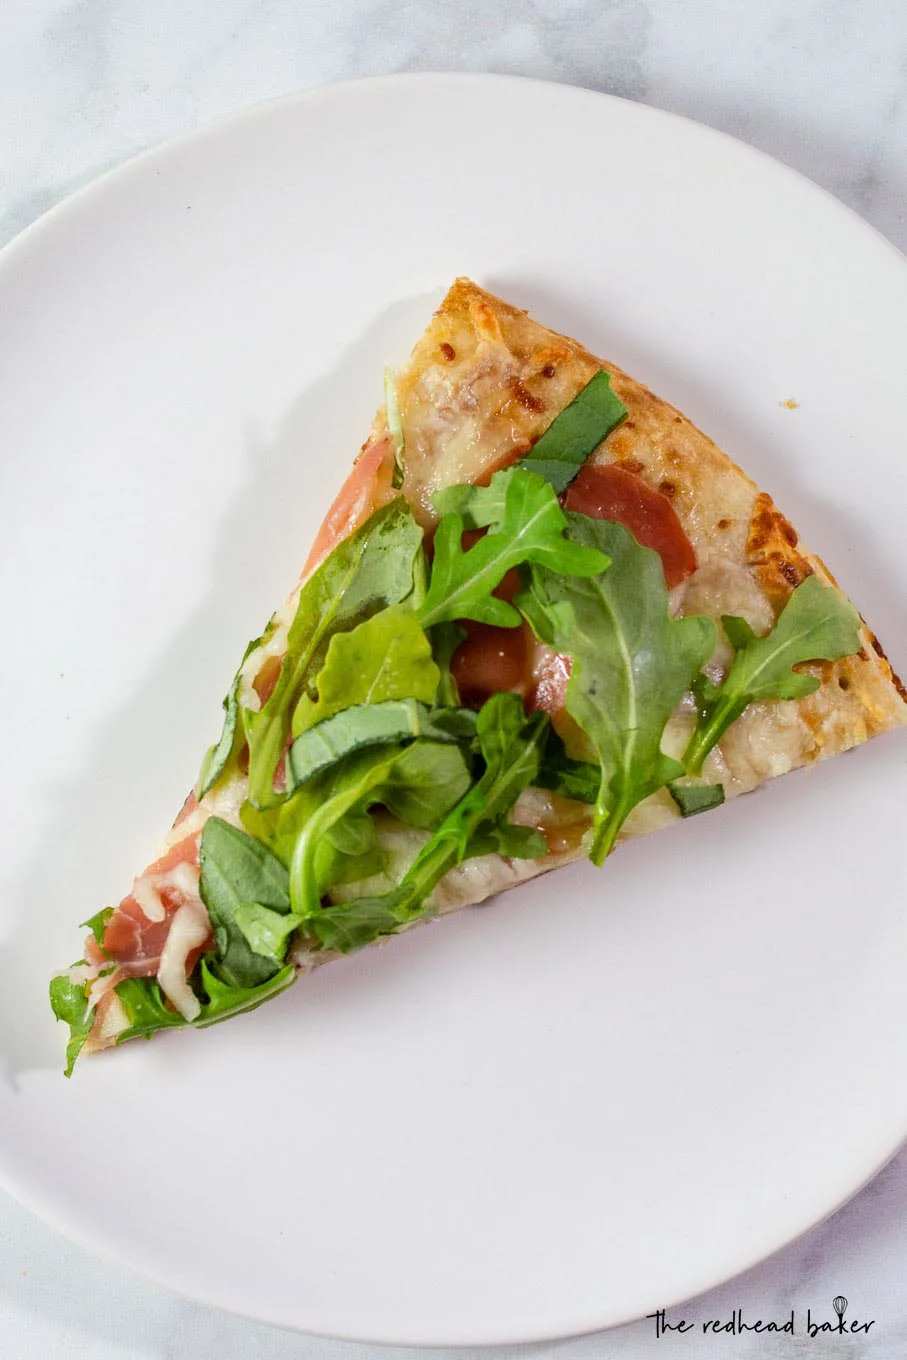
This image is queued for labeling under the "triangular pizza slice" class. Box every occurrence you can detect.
[51,279,907,1072]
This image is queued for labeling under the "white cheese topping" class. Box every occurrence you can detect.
[157,894,210,1021]
[132,875,166,923]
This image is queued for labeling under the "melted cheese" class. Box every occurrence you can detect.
[157,895,209,1021]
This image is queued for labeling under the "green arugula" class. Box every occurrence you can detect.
[49,973,96,1078]
[535,731,600,805]
[309,694,549,953]
[276,740,473,918]
[430,621,466,706]
[418,468,608,629]
[81,907,113,949]
[292,605,439,735]
[112,962,297,1045]
[518,514,716,863]
[683,575,862,774]
[244,499,424,806]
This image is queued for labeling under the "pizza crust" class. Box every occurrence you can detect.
[391,279,906,786]
[79,280,907,1050]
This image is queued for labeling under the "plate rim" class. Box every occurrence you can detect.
[2,70,906,1345]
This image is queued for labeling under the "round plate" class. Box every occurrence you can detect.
[1,74,906,1345]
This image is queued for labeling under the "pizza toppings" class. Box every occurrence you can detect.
[156,897,212,1020]
[683,575,861,774]
[51,361,867,1070]
[563,461,697,589]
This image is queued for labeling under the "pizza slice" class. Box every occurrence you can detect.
[51,279,907,1073]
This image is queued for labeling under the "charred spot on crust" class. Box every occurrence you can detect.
[746,491,813,606]
[868,630,907,701]
[717,517,732,530]
[838,676,850,691]
[509,377,546,413]
[658,480,677,499]
[440,342,456,361]
[619,457,645,476]
[541,362,557,378]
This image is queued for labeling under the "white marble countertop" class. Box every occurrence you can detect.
[2,3,907,1357]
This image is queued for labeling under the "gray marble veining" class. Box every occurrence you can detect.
[2,2,907,1357]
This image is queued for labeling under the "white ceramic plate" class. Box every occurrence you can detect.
[1,74,906,1345]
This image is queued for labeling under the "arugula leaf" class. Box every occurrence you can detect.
[113,977,187,1041]
[283,741,472,917]
[49,974,95,1077]
[191,960,296,1028]
[418,468,608,629]
[197,673,242,798]
[244,499,424,806]
[667,781,726,818]
[292,605,439,735]
[534,729,600,805]
[112,961,297,1045]
[431,621,466,706]
[81,907,113,950]
[313,811,387,889]
[683,575,862,774]
[309,694,549,953]
[518,514,716,863]
[233,903,303,966]
[466,822,548,858]
[289,699,476,786]
[520,370,627,493]
[431,480,507,529]
[197,631,269,798]
[378,739,477,829]
[199,817,293,988]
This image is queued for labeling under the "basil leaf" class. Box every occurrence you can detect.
[684,575,862,774]
[667,781,726,817]
[289,699,475,787]
[292,605,440,736]
[244,499,424,806]
[520,370,627,493]
[518,514,716,863]
[418,468,608,629]
[199,817,292,988]
[49,974,94,1077]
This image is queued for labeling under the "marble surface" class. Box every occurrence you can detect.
[2,2,907,1356]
